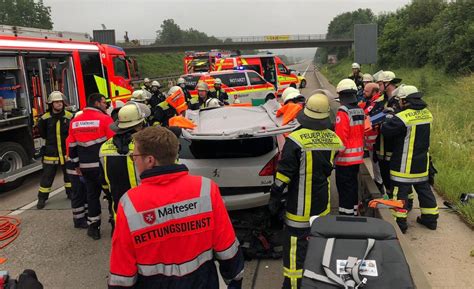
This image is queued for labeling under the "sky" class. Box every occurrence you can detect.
[43,0,411,59]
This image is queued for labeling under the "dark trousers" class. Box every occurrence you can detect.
[378,160,391,192]
[391,182,439,230]
[69,173,87,225]
[81,168,102,226]
[283,226,309,289]
[336,164,360,215]
[38,162,71,199]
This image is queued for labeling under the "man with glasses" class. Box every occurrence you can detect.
[99,102,150,233]
[108,126,244,289]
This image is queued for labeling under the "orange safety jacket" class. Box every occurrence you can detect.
[276,102,303,125]
[166,89,188,115]
[334,104,365,166]
[108,164,244,289]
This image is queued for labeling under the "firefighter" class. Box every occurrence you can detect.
[361,82,385,193]
[142,77,152,92]
[374,71,402,194]
[269,94,343,289]
[149,80,165,109]
[334,79,366,216]
[68,93,115,240]
[152,86,188,126]
[381,85,438,233]
[108,126,244,289]
[362,73,374,85]
[36,91,73,209]
[196,81,213,109]
[349,62,364,90]
[177,77,196,107]
[99,102,150,233]
[210,78,229,104]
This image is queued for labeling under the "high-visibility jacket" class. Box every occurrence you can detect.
[166,88,188,114]
[361,93,385,151]
[210,89,229,104]
[68,107,114,170]
[276,102,303,126]
[375,95,400,161]
[99,134,139,214]
[275,128,343,228]
[108,164,244,289]
[38,110,73,165]
[381,105,433,184]
[334,104,365,166]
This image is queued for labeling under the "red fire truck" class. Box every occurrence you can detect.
[184,50,231,73]
[0,25,138,190]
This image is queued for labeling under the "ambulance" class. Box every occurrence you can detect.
[214,54,299,96]
[0,25,138,190]
[184,50,232,74]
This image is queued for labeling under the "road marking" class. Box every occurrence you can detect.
[302,62,311,77]
[8,186,65,216]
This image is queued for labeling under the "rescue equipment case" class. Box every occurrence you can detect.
[301,215,414,289]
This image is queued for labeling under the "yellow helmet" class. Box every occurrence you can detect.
[47,91,65,103]
[196,81,209,91]
[131,90,149,102]
[115,103,149,129]
[303,93,330,120]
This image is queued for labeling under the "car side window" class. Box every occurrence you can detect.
[278,64,289,75]
[248,72,267,85]
[216,73,247,87]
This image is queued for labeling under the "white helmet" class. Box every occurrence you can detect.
[177,77,186,85]
[283,91,305,104]
[393,85,422,99]
[336,79,357,93]
[151,80,161,87]
[376,71,401,84]
[167,85,183,96]
[362,73,374,82]
[352,63,361,69]
[144,77,151,83]
[131,90,149,102]
[196,81,209,91]
[47,91,65,103]
[214,78,222,85]
[281,87,299,101]
[205,98,222,108]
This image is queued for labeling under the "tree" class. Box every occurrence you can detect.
[0,0,53,29]
[156,19,183,44]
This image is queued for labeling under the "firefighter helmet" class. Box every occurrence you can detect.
[336,79,357,93]
[151,80,161,87]
[281,87,299,101]
[116,103,148,129]
[177,77,186,85]
[303,93,330,120]
[47,91,65,103]
[283,91,305,104]
[362,73,374,82]
[214,78,222,85]
[196,82,209,91]
[352,63,361,69]
[376,71,401,84]
[131,90,149,103]
[144,78,151,83]
[394,85,422,99]
[167,86,183,97]
[205,98,222,108]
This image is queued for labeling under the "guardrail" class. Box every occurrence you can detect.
[131,74,182,90]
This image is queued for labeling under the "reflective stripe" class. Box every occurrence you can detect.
[56,120,65,165]
[64,182,72,188]
[406,126,417,174]
[390,174,429,184]
[304,151,312,218]
[73,212,86,219]
[70,157,79,163]
[79,162,100,168]
[76,136,108,147]
[420,207,439,215]
[344,147,364,153]
[66,169,78,176]
[108,273,137,287]
[366,135,378,140]
[215,239,239,260]
[122,177,212,233]
[338,207,354,214]
[276,172,290,184]
[43,159,59,164]
[400,126,411,173]
[290,236,298,289]
[335,155,363,163]
[69,142,77,147]
[72,207,85,213]
[284,218,310,228]
[39,186,51,193]
[283,267,303,278]
[43,156,59,161]
[351,120,364,126]
[391,208,408,218]
[126,155,138,188]
[297,151,306,216]
[138,248,213,277]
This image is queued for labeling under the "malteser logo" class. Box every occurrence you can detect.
[142,211,156,225]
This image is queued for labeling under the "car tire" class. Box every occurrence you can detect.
[299,80,306,89]
[0,142,29,193]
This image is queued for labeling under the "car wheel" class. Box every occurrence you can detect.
[0,142,29,193]
[300,80,306,89]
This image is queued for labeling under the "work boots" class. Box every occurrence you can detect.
[36,195,48,209]
[74,218,88,229]
[416,216,437,230]
[87,223,101,240]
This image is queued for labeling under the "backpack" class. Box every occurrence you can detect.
[301,215,414,289]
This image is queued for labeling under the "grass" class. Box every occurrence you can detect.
[322,58,474,225]
[132,52,184,77]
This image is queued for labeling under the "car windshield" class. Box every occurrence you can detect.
[179,137,275,159]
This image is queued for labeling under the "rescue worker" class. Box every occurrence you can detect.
[277,89,306,126]
[196,81,213,109]
[204,97,224,108]
[361,82,385,193]
[149,80,165,109]
[381,85,438,233]
[68,93,115,240]
[210,78,229,104]
[36,91,73,209]
[99,102,151,233]
[349,62,364,90]
[374,71,402,194]
[108,126,244,289]
[269,94,343,289]
[334,79,366,216]
[142,77,152,92]
[362,73,374,85]
[152,86,188,126]
[177,77,196,107]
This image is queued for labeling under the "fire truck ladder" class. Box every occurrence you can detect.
[0,25,91,42]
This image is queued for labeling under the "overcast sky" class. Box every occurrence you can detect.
[44,0,410,40]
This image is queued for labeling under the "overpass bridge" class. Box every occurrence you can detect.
[118,34,353,53]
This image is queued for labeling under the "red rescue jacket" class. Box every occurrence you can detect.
[362,93,385,151]
[335,104,365,166]
[108,164,244,289]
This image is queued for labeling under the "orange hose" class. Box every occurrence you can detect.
[0,216,21,249]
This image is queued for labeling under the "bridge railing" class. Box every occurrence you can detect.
[117,33,330,47]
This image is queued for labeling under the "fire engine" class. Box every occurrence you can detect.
[184,50,231,73]
[0,25,138,191]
